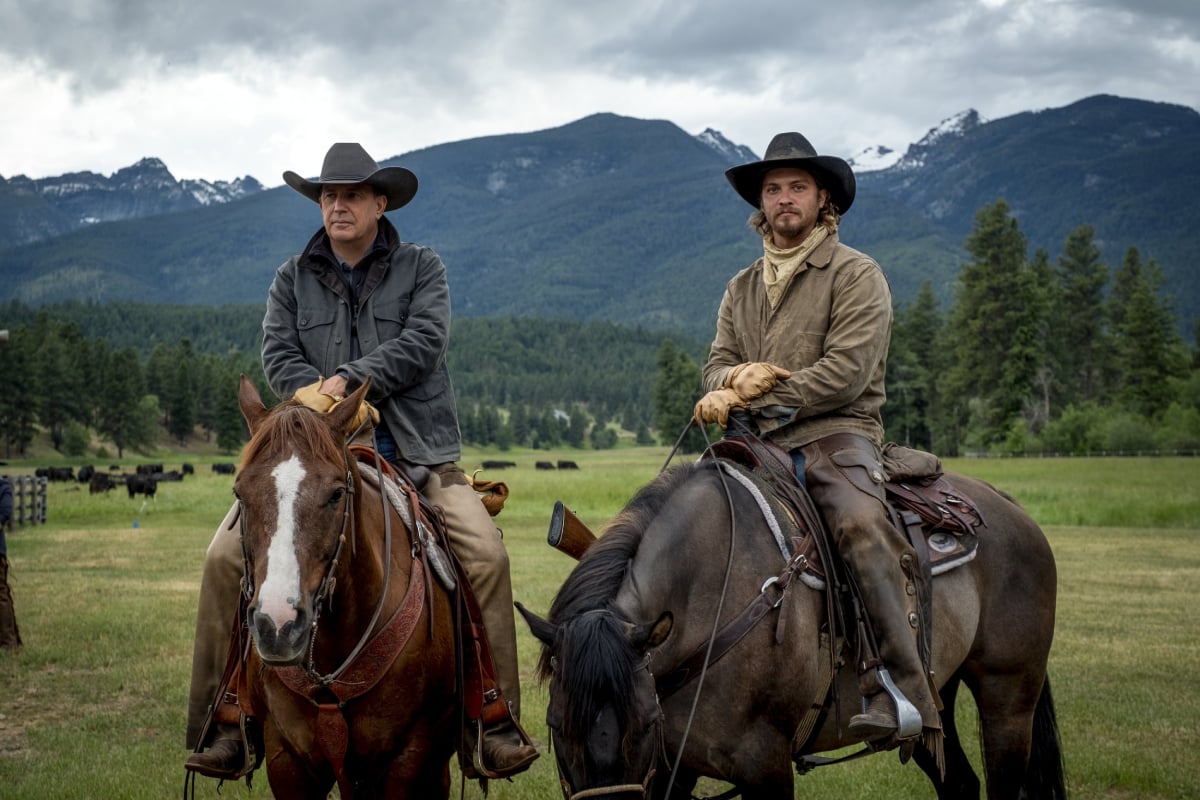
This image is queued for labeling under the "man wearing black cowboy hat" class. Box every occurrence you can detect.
[185,143,538,781]
[694,133,942,750]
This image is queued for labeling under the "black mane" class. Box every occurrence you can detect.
[538,462,711,742]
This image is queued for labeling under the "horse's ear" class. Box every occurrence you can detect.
[238,374,270,434]
[328,378,373,435]
[515,602,557,646]
[629,611,672,651]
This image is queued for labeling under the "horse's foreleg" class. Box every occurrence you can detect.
[264,745,334,800]
[914,674,981,799]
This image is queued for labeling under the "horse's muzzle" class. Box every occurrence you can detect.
[248,604,312,666]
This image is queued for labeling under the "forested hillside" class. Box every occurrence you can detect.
[3,200,1197,462]
[2,95,1195,338]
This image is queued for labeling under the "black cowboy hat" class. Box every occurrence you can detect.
[283,143,418,212]
[725,132,856,214]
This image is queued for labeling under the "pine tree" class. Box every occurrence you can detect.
[1110,251,1187,417]
[1053,225,1110,404]
[944,200,1038,450]
[652,340,706,453]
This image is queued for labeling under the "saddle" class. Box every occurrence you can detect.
[661,435,985,708]
[707,436,984,579]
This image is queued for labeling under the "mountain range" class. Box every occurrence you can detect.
[1,94,1196,341]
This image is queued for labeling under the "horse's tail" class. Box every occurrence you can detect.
[1025,676,1069,799]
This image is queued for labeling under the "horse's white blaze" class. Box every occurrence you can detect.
[257,455,306,628]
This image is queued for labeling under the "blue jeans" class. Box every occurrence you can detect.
[790,449,807,488]
[374,426,399,464]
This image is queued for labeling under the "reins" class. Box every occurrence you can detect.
[656,419,742,800]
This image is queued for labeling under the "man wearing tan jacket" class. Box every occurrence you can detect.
[694,132,940,748]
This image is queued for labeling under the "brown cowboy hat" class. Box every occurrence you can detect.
[725,132,856,214]
[283,143,418,212]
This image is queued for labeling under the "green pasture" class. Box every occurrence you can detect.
[0,451,1197,799]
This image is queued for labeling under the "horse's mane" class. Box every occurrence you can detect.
[545,462,706,627]
[538,462,713,743]
[240,401,346,470]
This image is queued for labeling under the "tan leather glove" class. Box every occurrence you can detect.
[693,387,748,427]
[293,378,337,413]
[726,362,791,401]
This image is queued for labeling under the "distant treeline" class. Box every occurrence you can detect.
[0,302,699,457]
[2,200,1197,459]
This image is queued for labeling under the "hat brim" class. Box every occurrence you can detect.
[725,156,855,214]
[283,165,418,212]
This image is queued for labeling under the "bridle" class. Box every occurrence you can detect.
[237,431,396,686]
[554,651,663,800]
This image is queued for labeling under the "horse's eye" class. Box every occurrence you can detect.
[327,488,345,508]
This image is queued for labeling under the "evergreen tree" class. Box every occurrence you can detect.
[944,200,1035,450]
[1110,251,1187,417]
[885,282,943,449]
[167,340,199,443]
[1053,225,1110,404]
[96,348,151,459]
[0,326,37,456]
[565,403,589,448]
[652,340,706,453]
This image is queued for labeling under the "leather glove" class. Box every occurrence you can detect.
[293,378,337,413]
[726,362,791,401]
[693,387,748,427]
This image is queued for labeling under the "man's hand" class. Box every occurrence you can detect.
[693,387,748,427]
[726,362,791,401]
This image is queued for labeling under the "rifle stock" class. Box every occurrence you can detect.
[546,500,597,560]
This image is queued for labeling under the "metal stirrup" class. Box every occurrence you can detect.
[875,667,922,738]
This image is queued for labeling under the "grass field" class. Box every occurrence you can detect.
[1,449,1197,799]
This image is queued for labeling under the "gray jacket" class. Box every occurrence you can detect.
[261,217,462,465]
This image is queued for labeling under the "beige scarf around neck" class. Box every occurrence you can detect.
[761,224,831,309]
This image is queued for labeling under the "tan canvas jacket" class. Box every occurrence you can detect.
[701,232,892,450]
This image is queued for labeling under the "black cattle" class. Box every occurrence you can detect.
[557,460,580,470]
[89,473,114,494]
[137,464,164,476]
[152,470,184,482]
[212,462,236,475]
[481,460,517,470]
[182,463,195,476]
[77,465,96,483]
[126,474,157,499]
[535,461,556,470]
[39,466,75,481]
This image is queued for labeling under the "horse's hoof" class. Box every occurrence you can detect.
[184,737,245,780]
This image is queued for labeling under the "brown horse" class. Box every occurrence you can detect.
[519,459,1066,799]
[234,377,457,799]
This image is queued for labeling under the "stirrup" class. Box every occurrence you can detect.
[875,667,922,739]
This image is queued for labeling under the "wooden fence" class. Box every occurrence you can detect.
[4,475,47,531]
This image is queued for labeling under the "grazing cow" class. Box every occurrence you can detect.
[89,473,114,494]
[126,474,157,499]
[212,462,236,475]
[556,460,580,470]
[535,461,556,470]
[481,460,517,469]
[137,464,164,476]
[77,465,96,483]
[182,463,195,476]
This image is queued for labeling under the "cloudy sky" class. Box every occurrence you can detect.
[3,0,1197,185]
